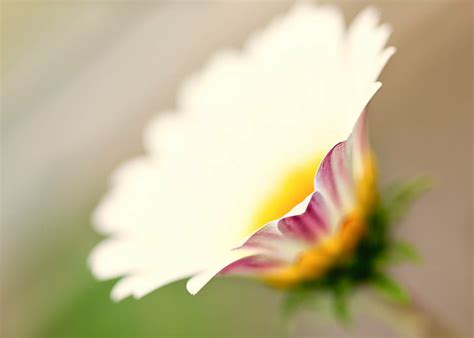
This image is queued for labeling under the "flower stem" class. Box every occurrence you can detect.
[356,289,465,338]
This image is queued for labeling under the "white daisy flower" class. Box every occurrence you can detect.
[89,3,395,301]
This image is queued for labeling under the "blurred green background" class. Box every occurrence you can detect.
[1,1,472,337]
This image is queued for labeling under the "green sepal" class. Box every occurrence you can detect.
[373,274,409,305]
[376,241,421,268]
[382,176,432,224]
[281,288,314,318]
[390,241,421,263]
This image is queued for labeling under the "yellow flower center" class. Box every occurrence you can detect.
[248,154,323,234]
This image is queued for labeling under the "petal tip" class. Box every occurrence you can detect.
[185,277,201,296]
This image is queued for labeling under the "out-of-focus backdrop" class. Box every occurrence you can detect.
[1,1,472,337]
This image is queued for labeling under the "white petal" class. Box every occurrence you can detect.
[185,249,255,295]
[111,271,192,302]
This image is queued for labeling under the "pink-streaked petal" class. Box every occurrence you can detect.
[240,222,306,263]
[277,192,329,242]
[314,142,344,209]
[330,141,356,211]
[220,255,283,275]
[313,142,353,231]
[241,222,283,249]
[311,107,372,232]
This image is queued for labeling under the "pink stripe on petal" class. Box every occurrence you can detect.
[242,223,282,250]
[306,192,330,231]
[219,255,282,275]
[333,142,352,186]
[239,222,305,263]
[330,141,356,210]
[314,142,345,208]
[278,192,329,242]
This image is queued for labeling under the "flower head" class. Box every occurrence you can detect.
[89,3,395,301]
[227,109,376,286]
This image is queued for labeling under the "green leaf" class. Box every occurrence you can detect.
[382,176,432,224]
[391,241,421,263]
[377,241,421,267]
[373,274,409,305]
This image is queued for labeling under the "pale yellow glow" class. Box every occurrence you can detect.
[248,154,323,234]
